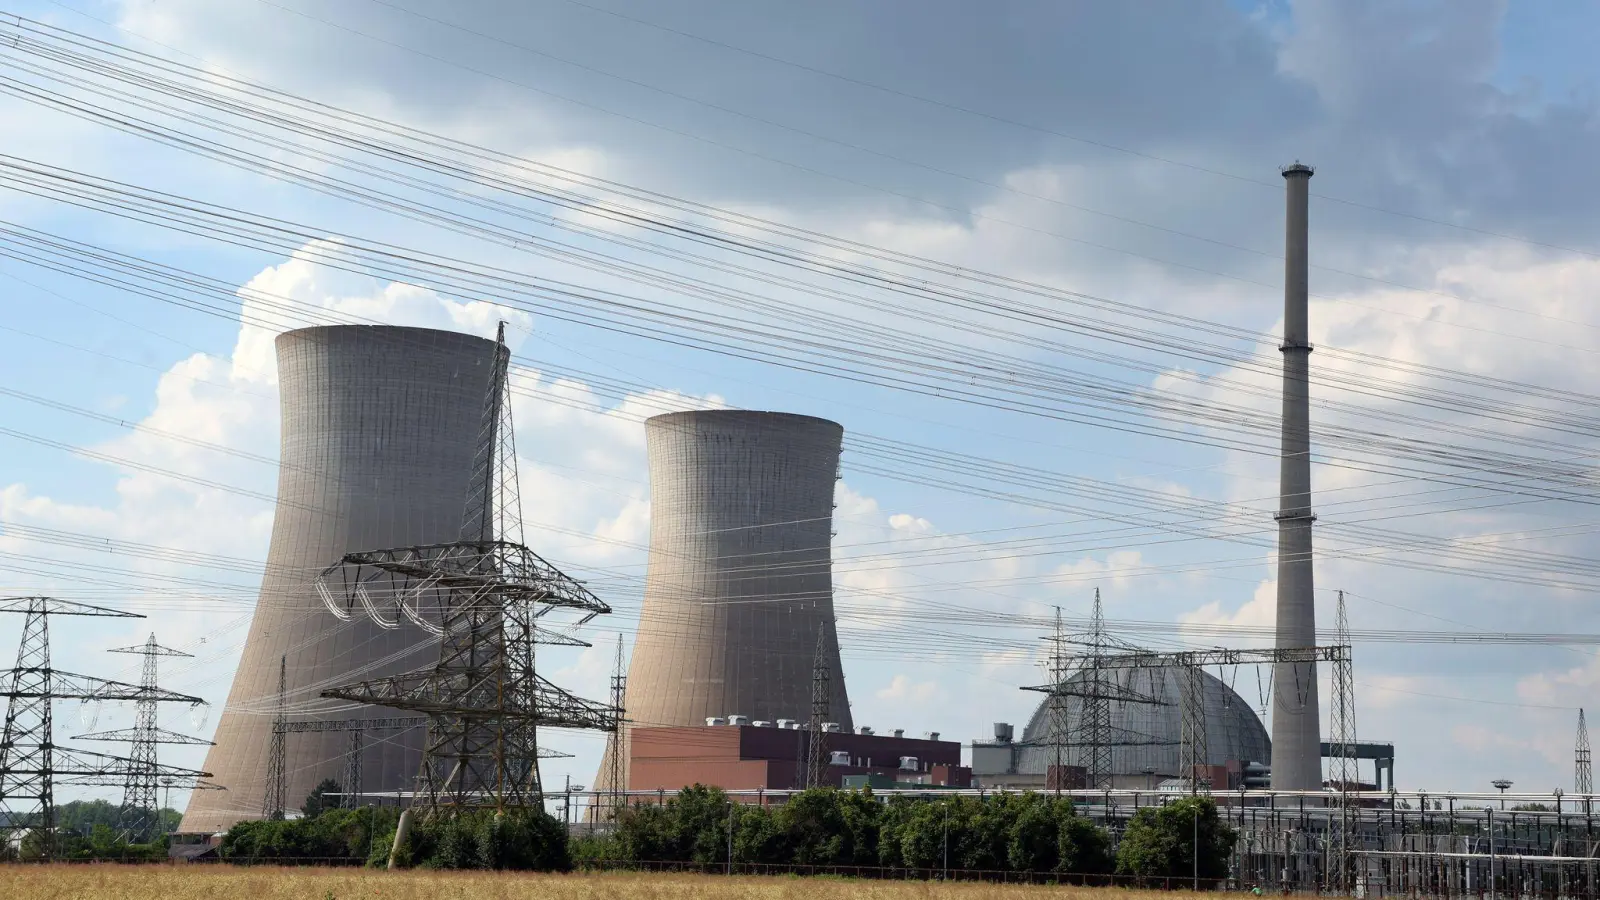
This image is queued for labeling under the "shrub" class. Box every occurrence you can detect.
[1115,796,1236,886]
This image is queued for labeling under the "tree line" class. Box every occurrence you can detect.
[213,780,1237,887]
[574,785,1235,884]
[4,800,181,861]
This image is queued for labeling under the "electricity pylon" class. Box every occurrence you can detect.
[0,597,208,857]
[75,633,212,841]
[317,324,615,817]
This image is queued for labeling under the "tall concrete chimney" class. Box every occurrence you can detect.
[1270,163,1322,791]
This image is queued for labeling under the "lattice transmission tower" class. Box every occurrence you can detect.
[262,655,287,819]
[316,323,616,817]
[0,597,208,857]
[1577,708,1592,797]
[604,633,627,817]
[1328,590,1359,895]
[1025,595,1162,792]
[75,633,213,841]
[805,628,831,789]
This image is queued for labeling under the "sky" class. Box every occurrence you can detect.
[2,0,1600,815]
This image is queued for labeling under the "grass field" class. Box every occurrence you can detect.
[0,866,1192,900]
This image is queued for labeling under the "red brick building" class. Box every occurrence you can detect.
[629,724,972,792]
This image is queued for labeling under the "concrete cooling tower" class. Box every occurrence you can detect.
[181,325,497,833]
[599,410,853,790]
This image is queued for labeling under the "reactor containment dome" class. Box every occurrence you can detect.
[1015,666,1270,782]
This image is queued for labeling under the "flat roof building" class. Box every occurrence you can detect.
[629,723,970,793]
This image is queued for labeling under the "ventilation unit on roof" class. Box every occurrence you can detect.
[705,717,727,727]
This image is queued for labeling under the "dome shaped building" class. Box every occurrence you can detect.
[974,666,1271,790]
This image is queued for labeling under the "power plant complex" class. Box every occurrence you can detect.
[19,160,1588,897]
[175,168,1335,826]
[0,4,1587,889]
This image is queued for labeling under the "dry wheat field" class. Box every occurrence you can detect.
[0,866,1194,900]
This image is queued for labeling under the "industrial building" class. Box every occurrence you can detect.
[970,667,1271,790]
[597,410,853,793]
[628,722,969,793]
[180,325,497,833]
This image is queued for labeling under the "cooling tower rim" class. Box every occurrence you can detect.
[645,408,842,432]
[275,323,499,350]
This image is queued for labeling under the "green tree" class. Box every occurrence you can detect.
[778,789,849,865]
[1006,796,1062,872]
[302,778,343,819]
[1115,796,1236,887]
[220,807,391,863]
[894,799,948,869]
[731,804,790,864]
[1058,812,1113,874]
[54,799,181,838]
[613,803,678,862]
[668,784,732,865]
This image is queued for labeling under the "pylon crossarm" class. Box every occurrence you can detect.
[9,669,204,703]
[17,745,210,781]
[321,672,616,731]
[322,541,610,616]
[276,715,428,734]
[0,596,141,618]
[1020,681,1171,704]
[74,726,214,745]
[158,776,226,791]
[1051,645,1348,671]
[106,642,192,658]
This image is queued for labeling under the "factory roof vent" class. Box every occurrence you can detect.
[727,714,749,726]
[705,717,727,727]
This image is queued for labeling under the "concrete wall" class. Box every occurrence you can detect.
[598,411,852,792]
[180,325,496,833]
